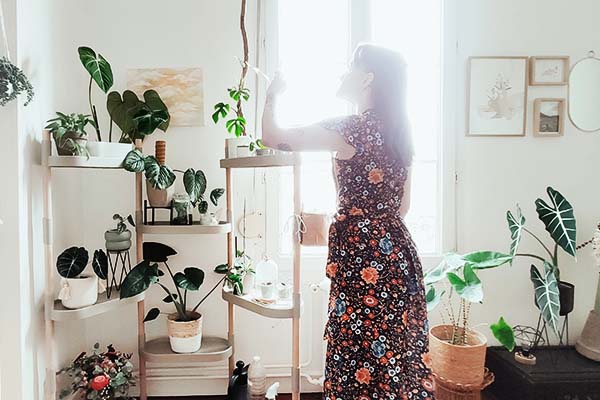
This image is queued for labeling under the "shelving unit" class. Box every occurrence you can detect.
[50,292,145,322]
[220,152,304,400]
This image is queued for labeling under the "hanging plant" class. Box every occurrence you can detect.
[0,56,34,106]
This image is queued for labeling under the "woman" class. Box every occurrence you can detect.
[261,43,435,400]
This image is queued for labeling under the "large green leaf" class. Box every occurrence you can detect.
[214,263,229,274]
[141,90,170,132]
[144,307,161,322]
[424,252,464,285]
[174,267,205,291]
[78,47,113,92]
[120,260,160,299]
[212,102,230,123]
[123,149,146,173]
[56,247,89,278]
[183,168,207,205]
[507,205,526,261]
[143,242,177,262]
[144,156,175,190]
[490,316,515,351]
[107,90,138,138]
[535,187,577,257]
[210,188,225,206]
[92,249,108,280]
[447,264,483,303]
[530,262,560,337]
[463,251,513,270]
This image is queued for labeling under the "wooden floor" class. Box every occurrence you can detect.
[152,394,496,400]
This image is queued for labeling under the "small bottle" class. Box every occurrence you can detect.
[247,355,267,400]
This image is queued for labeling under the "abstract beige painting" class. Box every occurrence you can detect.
[127,67,205,127]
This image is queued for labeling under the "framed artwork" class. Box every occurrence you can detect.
[533,98,565,136]
[127,67,205,127]
[467,56,528,136]
[530,56,570,86]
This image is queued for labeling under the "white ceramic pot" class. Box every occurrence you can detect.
[167,311,203,353]
[259,281,276,299]
[278,282,292,299]
[242,272,255,295]
[58,274,98,309]
[225,136,252,158]
[146,184,174,207]
[87,142,132,160]
[199,213,218,225]
[236,145,253,158]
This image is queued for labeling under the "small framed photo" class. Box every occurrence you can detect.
[530,56,570,86]
[533,98,565,136]
[467,56,528,136]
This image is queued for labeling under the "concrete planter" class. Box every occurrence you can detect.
[104,229,132,251]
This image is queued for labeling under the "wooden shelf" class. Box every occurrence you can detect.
[50,292,144,322]
[47,155,125,169]
[143,336,232,363]
[222,287,302,319]
[220,153,300,169]
[138,221,232,235]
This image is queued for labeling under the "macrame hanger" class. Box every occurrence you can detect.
[0,0,11,60]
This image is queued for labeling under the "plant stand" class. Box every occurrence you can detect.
[105,248,132,298]
[534,312,569,347]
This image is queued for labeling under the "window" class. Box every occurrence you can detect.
[263,0,448,259]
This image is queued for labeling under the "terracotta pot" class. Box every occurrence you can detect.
[146,184,174,207]
[167,311,203,353]
[429,324,488,387]
[300,212,331,247]
[58,274,98,309]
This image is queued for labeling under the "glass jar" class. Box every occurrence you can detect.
[254,257,278,300]
[171,192,192,225]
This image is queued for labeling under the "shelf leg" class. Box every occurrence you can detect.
[226,167,235,377]
[292,159,302,400]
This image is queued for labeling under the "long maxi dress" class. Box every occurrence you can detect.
[318,109,436,400]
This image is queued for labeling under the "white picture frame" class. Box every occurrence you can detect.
[467,57,528,136]
[530,56,570,86]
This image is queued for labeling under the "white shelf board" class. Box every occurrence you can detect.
[220,153,299,169]
[138,221,232,235]
[50,292,144,322]
[143,336,232,363]
[47,155,125,169]
[221,287,302,319]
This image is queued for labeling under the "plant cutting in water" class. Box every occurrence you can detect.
[120,242,229,322]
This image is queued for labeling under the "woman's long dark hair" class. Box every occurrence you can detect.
[353,43,413,167]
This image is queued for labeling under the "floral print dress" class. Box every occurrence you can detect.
[318,109,435,400]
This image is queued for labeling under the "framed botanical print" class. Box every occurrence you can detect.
[530,56,570,86]
[467,56,528,136]
[533,98,565,136]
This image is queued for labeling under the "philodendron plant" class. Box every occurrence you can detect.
[506,186,577,336]
[112,213,135,233]
[425,251,515,351]
[182,168,225,215]
[56,246,108,281]
[120,242,229,322]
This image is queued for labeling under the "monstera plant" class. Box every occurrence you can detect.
[122,149,175,191]
[506,186,577,338]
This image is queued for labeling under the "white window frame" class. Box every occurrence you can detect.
[255,0,457,270]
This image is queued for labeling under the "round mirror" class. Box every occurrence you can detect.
[569,54,600,132]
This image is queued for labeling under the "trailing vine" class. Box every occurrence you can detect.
[0,56,34,106]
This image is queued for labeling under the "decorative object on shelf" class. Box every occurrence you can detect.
[120,242,229,353]
[56,246,108,309]
[44,112,93,157]
[171,193,192,225]
[277,282,292,300]
[467,56,528,136]
[512,325,546,365]
[569,51,600,132]
[57,343,135,400]
[506,186,577,344]
[128,67,205,127]
[104,214,135,297]
[227,360,249,400]
[181,166,225,225]
[425,251,515,387]
[529,56,570,86]
[575,222,600,361]
[533,98,565,137]
[299,212,331,246]
[254,256,278,302]
[142,199,172,225]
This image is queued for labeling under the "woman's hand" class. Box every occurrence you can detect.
[266,70,287,97]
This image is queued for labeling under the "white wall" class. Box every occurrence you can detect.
[451,0,600,344]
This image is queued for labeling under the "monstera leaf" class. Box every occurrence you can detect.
[123,149,146,173]
[174,267,205,291]
[447,264,483,303]
[535,187,577,257]
[144,156,175,190]
[530,262,560,337]
[463,251,513,270]
[92,249,108,280]
[507,205,526,262]
[143,242,177,263]
[210,188,225,206]
[490,316,515,351]
[56,247,89,278]
[120,260,160,299]
[183,168,207,205]
[78,47,113,93]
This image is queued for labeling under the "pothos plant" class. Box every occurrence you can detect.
[0,56,34,106]
[225,249,254,295]
[120,242,229,322]
[425,251,515,350]
[505,186,577,337]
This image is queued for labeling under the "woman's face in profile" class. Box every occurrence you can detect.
[336,60,372,105]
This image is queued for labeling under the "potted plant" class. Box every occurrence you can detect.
[0,56,34,106]
[120,242,229,353]
[105,214,135,251]
[58,343,135,400]
[575,222,600,361]
[425,251,515,386]
[56,246,108,309]
[77,46,132,160]
[181,167,225,225]
[44,112,93,157]
[506,186,577,338]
